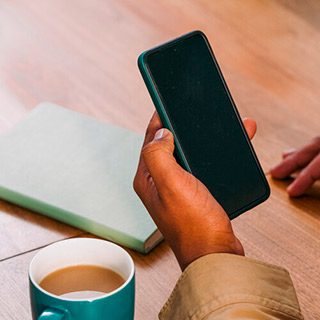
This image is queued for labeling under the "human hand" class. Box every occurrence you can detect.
[270,137,320,197]
[133,113,257,270]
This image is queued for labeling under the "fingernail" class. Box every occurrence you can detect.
[154,129,165,140]
[283,148,296,156]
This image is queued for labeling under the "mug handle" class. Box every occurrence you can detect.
[38,308,68,319]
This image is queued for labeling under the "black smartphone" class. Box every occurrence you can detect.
[138,30,270,219]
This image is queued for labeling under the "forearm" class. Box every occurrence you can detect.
[159,254,303,320]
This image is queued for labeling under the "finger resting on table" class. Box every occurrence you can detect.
[287,153,320,197]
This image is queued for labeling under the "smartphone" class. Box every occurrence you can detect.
[138,30,270,219]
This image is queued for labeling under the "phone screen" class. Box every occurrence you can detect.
[144,32,268,217]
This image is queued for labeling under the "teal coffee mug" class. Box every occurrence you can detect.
[29,238,135,319]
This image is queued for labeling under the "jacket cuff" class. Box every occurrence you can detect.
[159,253,302,319]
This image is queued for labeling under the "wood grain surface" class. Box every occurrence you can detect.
[0,1,319,319]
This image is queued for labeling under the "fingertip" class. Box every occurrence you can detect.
[269,165,282,179]
[269,159,296,179]
[142,128,175,165]
[243,118,257,140]
[286,177,307,197]
[287,184,300,197]
[282,148,296,159]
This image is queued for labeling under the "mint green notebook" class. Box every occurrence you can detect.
[0,103,162,253]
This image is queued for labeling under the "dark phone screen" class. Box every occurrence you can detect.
[146,33,267,216]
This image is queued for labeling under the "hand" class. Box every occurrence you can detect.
[270,137,320,197]
[133,113,257,270]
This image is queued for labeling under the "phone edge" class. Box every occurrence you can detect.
[138,50,192,173]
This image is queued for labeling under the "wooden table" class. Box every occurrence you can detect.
[0,1,319,319]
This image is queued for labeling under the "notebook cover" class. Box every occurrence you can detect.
[0,103,162,253]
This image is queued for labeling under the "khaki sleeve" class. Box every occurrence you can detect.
[159,254,303,320]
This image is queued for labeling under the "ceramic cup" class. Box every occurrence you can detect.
[29,238,135,319]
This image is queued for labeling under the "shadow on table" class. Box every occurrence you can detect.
[0,198,82,234]
[129,241,176,268]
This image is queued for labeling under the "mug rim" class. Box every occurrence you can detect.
[29,238,135,302]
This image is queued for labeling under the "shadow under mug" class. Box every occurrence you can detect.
[29,238,135,320]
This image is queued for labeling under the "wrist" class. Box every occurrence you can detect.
[172,236,244,271]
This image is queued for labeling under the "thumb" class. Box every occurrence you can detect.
[142,128,184,192]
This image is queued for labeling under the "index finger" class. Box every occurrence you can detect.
[271,138,320,179]
[287,153,320,197]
